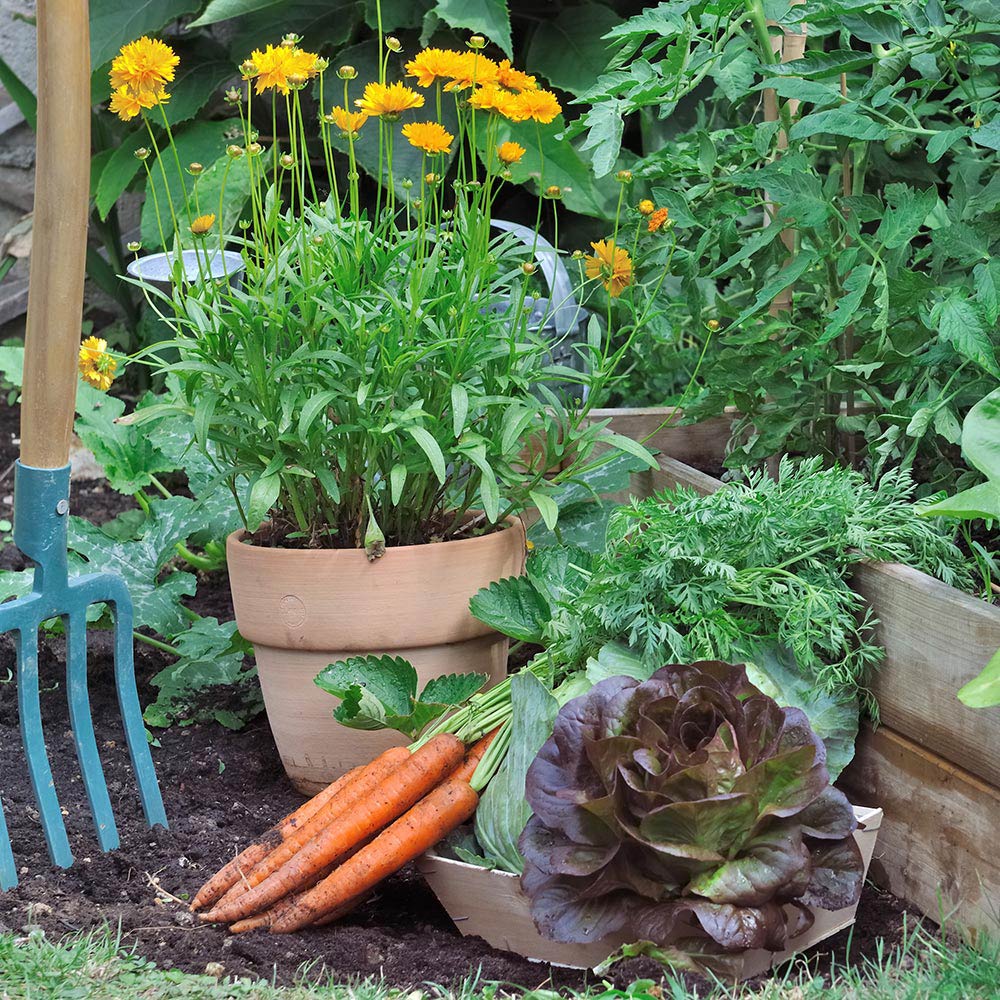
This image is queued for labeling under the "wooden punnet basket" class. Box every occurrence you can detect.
[419,805,882,976]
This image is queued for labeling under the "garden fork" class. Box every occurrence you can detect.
[0,0,167,891]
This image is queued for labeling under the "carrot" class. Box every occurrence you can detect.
[202,733,465,924]
[271,729,501,934]
[271,775,480,933]
[205,745,412,909]
[191,764,364,911]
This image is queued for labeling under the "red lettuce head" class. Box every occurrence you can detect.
[519,661,863,955]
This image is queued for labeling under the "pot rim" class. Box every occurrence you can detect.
[227,512,525,558]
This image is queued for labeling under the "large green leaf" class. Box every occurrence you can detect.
[314,654,487,738]
[228,0,363,54]
[469,575,549,643]
[74,391,182,496]
[960,387,1000,483]
[90,0,202,70]
[69,498,202,636]
[932,296,1000,378]
[95,132,153,221]
[432,0,512,59]
[524,2,621,94]
[189,0,279,27]
[584,641,651,685]
[482,114,619,219]
[144,617,261,729]
[920,482,1000,522]
[790,107,890,142]
[525,545,592,614]
[475,672,559,873]
[958,646,1000,709]
[743,643,859,780]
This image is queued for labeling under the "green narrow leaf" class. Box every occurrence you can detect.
[246,471,281,530]
[390,462,407,505]
[529,490,559,531]
[0,54,36,130]
[298,390,338,438]
[406,426,447,483]
[597,431,658,470]
[451,383,469,439]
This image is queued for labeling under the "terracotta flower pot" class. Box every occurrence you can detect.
[227,518,526,794]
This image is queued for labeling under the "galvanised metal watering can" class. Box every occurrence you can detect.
[0,0,167,891]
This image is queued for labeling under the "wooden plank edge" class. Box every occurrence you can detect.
[840,725,1000,941]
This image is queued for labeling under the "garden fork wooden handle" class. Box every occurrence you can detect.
[19,0,90,469]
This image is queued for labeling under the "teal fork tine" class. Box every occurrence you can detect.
[0,0,168,891]
[0,464,167,890]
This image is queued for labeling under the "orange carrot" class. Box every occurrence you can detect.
[270,729,501,934]
[207,745,412,908]
[271,775,480,933]
[202,733,465,924]
[191,764,364,911]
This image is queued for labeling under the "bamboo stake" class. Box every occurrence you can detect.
[763,0,807,318]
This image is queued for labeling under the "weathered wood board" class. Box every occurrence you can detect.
[585,406,733,468]
[852,562,1000,789]
[841,725,1000,941]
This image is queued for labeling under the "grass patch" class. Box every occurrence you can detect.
[0,921,997,999]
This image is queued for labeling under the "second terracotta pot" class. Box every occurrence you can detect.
[227,518,526,794]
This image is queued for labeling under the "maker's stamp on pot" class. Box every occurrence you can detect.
[279,594,307,628]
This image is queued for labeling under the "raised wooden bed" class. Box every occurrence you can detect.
[634,454,1000,940]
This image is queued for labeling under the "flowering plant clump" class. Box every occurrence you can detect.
[114,14,673,550]
[520,661,865,972]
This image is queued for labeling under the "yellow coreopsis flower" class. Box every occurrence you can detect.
[109,36,179,96]
[286,47,320,81]
[585,239,633,298]
[468,84,518,118]
[508,88,561,124]
[189,213,216,236]
[405,48,464,88]
[497,141,526,165]
[402,121,454,155]
[327,105,369,134]
[247,44,318,96]
[355,81,425,118]
[108,85,168,121]
[78,337,117,392]
[443,51,499,91]
[496,59,537,93]
[648,207,669,232]
[638,199,655,216]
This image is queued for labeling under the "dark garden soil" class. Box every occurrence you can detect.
[0,393,924,992]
